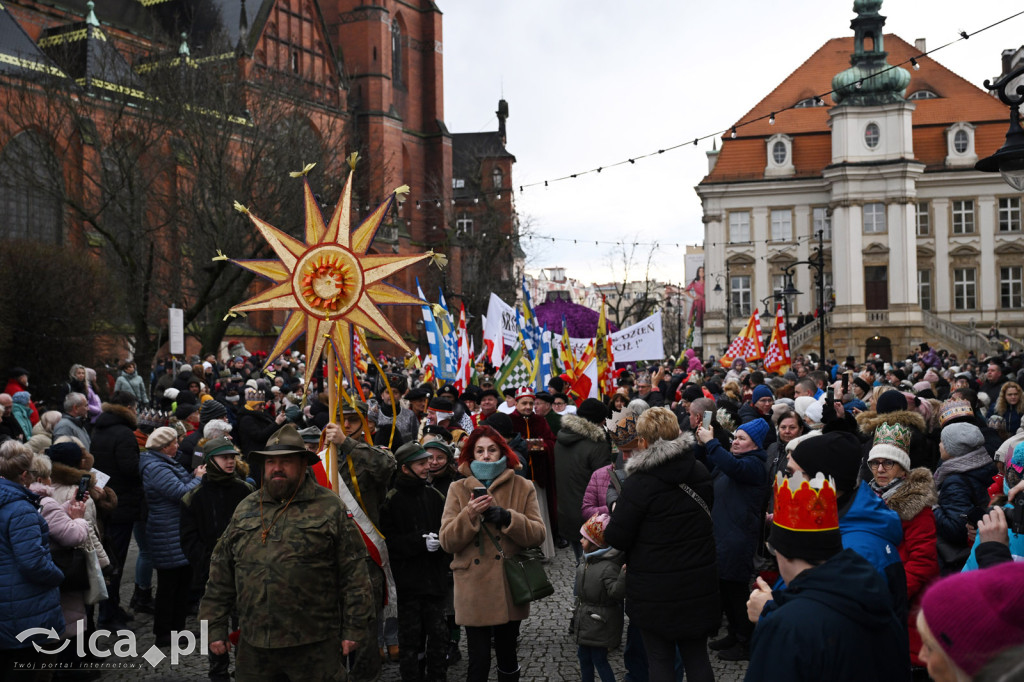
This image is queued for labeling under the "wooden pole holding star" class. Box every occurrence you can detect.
[219,153,444,479]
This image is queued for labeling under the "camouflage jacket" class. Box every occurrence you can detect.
[338,436,396,528]
[199,474,374,648]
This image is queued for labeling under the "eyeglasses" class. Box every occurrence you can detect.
[868,459,896,471]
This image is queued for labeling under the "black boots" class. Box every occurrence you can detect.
[496,667,521,682]
[129,585,154,615]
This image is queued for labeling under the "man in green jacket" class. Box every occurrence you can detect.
[200,425,374,680]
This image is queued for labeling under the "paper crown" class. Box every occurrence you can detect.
[772,471,839,533]
[939,399,974,426]
[515,386,535,401]
[244,389,265,402]
[609,412,639,447]
[873,422,911,453]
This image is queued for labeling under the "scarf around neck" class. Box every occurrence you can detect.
[868,476,905,502]
[934,446,992,486]
[470,457,507,487]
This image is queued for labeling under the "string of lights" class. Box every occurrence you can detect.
[524,231,825,250]
[360,8,1024,209]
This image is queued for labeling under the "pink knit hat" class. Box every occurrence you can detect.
[920,562,1024,676]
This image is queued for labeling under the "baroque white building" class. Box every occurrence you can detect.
[696,0,1023,361]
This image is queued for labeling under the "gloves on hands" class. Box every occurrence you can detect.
[422,532,440,552]
[482,506,512,527]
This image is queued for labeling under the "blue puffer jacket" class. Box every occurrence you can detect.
[139,451,201,570]
[0,477,65,649]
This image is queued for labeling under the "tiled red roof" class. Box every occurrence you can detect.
[703,34,1010,183]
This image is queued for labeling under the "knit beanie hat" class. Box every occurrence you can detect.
[580,513,611,548]
[146,426,178,450]
[793,396,816,420]
[940,422,984,458]
[868,423,912,471]
[804,400,824,426]
[175,402,200,420]
[752,385,774,404]
[923,368,940,384]
[577,398,608,425]
[790,431,862,493]
[200,399,228,424]
[680,384,704,403]
[768,472,843,563]
[939,399,975,427]
[913,381,931,394]
[164,387,180,401]
[737,419,769,448]
[919,562,1024,676]
[875,389,907,415]
[46,441,83,468]
[852,376,872,396]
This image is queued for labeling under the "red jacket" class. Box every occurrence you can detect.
[882,468,939,667]
[4,379,39,425]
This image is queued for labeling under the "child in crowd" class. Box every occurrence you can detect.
[572,513,627,682]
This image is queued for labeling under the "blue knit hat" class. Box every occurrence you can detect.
[738,418,770,448]
[751,385,774,404]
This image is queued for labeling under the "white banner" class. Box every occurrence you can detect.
[483,293,517,365]
[568,312,664,363]
[168,307,184,355]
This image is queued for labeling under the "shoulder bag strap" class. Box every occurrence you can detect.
[609,467,623,495]
[678,483,712,521]
[481,522,506,559]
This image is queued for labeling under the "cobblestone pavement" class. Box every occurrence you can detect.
[95,540,747,681]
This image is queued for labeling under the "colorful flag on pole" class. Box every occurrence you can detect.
[496,331,535,392]
[721,309,765,368]
[764,304,791,374]
[352,330,369,374]
[558,316,577,381]
[455,302,471,392]
[535,328,553,393]
[521,277,543,353]
[415,278,443,375]
[596,296,615,398]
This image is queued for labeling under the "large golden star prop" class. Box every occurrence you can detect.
[225,158,435,384]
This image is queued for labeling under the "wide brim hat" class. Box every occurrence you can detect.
[248,424,319,466]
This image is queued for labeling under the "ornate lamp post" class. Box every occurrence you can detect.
[712,266,731,347]
[976,64,1024,191]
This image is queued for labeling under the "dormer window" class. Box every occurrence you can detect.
[907,90,938,100]
[945,122,977,167]
[794,97,826,108]
[764,133,794,177]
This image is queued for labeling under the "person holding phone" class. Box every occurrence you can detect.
[439,425,545,682]
[695,419,771,661]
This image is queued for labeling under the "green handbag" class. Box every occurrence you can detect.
[483,525,554,605]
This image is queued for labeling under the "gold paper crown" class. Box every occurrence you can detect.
[939,399,974,426]
[873,422,911,453]
[772,472,839,533]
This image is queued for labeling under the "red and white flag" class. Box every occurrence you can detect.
[721,310,765,368]
[764,305,791,374]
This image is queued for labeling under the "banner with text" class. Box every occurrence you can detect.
[570,312,664,363]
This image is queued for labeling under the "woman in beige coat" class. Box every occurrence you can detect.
[440,425,545,682]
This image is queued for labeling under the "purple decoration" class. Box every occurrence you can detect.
[534,300,619,337]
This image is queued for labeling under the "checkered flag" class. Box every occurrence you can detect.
[764,305,791,373]
[496,332,535,391]
[722,309,764,368]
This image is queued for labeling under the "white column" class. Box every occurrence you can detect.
[933,199,951,312]
[978,196,997,312]
[888,201,918,305]
[752,207,769,301]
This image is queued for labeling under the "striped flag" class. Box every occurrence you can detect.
[455,302,471,392]
[415,278,444,375]
[764,304,791,373]
[721,309,765,368]
[558,316,577,382]
[596,296,614,398]
[535,328,554,393]
[521,277,543,353]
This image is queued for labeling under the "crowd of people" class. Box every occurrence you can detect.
[2,342,1024,681]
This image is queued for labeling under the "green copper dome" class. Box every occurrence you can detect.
[832,0,910,106]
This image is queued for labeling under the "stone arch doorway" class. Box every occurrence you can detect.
[865,334,892,363]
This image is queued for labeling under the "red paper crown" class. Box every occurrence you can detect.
[772,472,840,533]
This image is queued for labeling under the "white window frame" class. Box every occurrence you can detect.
[918,270,932,310]
[729,211,750,243]
[1001,266,1023,309]
[946,122,977,166]
[915,201,930,236]
[731,275,751,317]
[764,134,794,177]
[455,212,473,235]
[998,197,1021,232]
[813,207,832,241]
[864,122,880,149]
[863,202,887,233]
[770,209,792,242]
[953,268,976,310]
[952,200,975,234]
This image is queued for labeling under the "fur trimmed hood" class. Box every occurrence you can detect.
[99,402,137,428]
[50,457,95,488]
[558,414,607,443]
[884,467,937,521]
[625,432,696,475]
[857,409,926,436]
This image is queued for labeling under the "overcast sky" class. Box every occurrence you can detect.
[440,0,1023,287]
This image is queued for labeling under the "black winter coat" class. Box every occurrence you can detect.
[235,408,281,460]
[180,472,254,589]
[746,549,910,682]
[604,432,719,639]
[379,473,450,598]
[704,440,769,582]
[933,455,998,547]
[554,415,612,539]
[90,403,142,524]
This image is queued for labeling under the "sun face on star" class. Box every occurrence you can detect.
[226,166,430,385]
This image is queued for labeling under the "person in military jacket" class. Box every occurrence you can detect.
[199,425,374,681]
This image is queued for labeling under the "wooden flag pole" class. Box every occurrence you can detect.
[327,341,340,492]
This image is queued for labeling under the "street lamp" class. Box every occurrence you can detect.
[782,230,827,363]
[711,267,731,345]
[976,64,1024,191]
